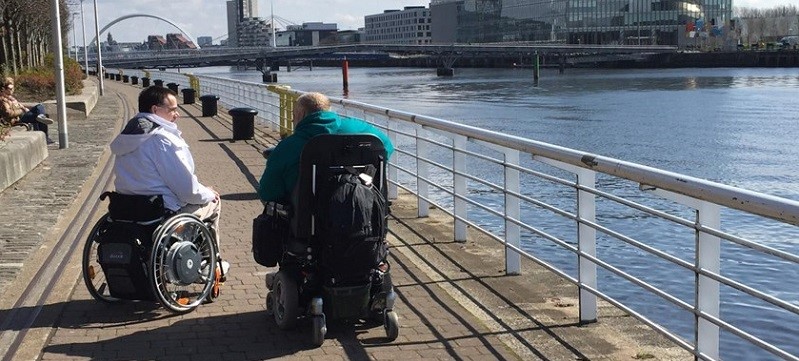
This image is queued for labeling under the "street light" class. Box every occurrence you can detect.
[71,13,78,59]
[80,0,88,75]
[92,0,104,95]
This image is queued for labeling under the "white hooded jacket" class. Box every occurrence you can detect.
[109,112,215,211]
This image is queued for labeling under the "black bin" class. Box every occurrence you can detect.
[181,88,196,104]
[199,95,219,117]
[122,75,129,83]
[115,74,121,81]
[131,76,139,85]
[167,82,179,93]
[153,79,164,87]
[229,108,258,140]
[262,73,278,83]
[141,77,150,87]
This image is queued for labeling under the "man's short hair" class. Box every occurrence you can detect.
[138,86,177,113]
[296,92,331,114]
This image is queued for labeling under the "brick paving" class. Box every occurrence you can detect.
[1,79,690,361]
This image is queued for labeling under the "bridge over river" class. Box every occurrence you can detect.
[91,43,678,70]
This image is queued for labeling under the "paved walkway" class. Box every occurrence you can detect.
[0,79,690,361]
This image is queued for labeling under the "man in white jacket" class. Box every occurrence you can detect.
[110,86,229,280]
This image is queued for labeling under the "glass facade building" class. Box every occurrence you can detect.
[430,0,732,47]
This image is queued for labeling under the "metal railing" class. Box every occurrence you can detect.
[122,69,799,360]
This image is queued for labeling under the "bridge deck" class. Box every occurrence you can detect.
[0,80,689,360]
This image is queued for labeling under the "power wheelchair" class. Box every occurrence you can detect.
[260,134,399,346]
[82,191,222,313]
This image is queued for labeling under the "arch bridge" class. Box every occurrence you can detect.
[90,14,201,49]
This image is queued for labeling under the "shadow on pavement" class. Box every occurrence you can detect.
[33,297,393,360]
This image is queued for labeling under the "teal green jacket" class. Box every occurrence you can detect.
[258,110,394,202]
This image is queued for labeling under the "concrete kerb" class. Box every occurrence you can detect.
[0,129,48,192]
[42,79,99,120]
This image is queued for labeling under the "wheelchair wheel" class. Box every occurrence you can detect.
[82,213,122,303]
[272,270,299,330]
[150,214,217,313]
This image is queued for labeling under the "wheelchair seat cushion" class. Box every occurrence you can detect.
[101,191,165,222]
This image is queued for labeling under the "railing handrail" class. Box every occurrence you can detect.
[266,90,799,226]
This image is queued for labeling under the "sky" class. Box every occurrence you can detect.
[66,0,793,46]
[68,0,429,45]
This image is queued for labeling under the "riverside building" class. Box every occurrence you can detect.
[364,6,433,44]
[430,0,733,48]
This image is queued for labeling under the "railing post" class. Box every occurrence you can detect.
[387,120,398,200]
[279,92,291,138]
[577,167,598,323]
[416,125,429,218]
[504,149,521,275]
[696,201,721,360]
[453,135,467,242]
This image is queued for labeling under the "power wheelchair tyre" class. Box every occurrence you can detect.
[81,212,219,314]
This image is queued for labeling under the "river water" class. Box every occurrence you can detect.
[193,65,799,359]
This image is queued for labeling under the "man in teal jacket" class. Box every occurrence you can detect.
[258,92,394,203]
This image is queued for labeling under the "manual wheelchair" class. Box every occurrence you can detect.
[82,191,222,313]
[261,134,399,346]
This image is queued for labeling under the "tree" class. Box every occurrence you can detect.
[1,0,72,75]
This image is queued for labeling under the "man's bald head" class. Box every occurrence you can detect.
[293,92,330,125]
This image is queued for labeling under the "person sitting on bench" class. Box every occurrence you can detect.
[0,77,55,144]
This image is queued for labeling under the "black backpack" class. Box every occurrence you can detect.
[315,165,388,282]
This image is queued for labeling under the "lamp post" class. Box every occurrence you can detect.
[92,0,104,95]
[50,0,68,148]
[71,14,78,59]
[80,0,89,75]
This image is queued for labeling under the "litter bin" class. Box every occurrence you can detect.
[167,82,179,93]
[131,76,139,85]
[115,74,121,81]
[229,108,258,140]
[122,75,129,83]
[199,95,219,117]
[141,77,150,87]
[104,72,109,79]
[181,88,196,104]
[262,73,278,83]
[153,79,164,87]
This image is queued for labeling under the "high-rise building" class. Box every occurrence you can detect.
[226,0,239,47]
[227,0,264,47]
[364,6,432,44]
[241,0,258,19]
[429,0,733,47]
[237,18,275,47]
